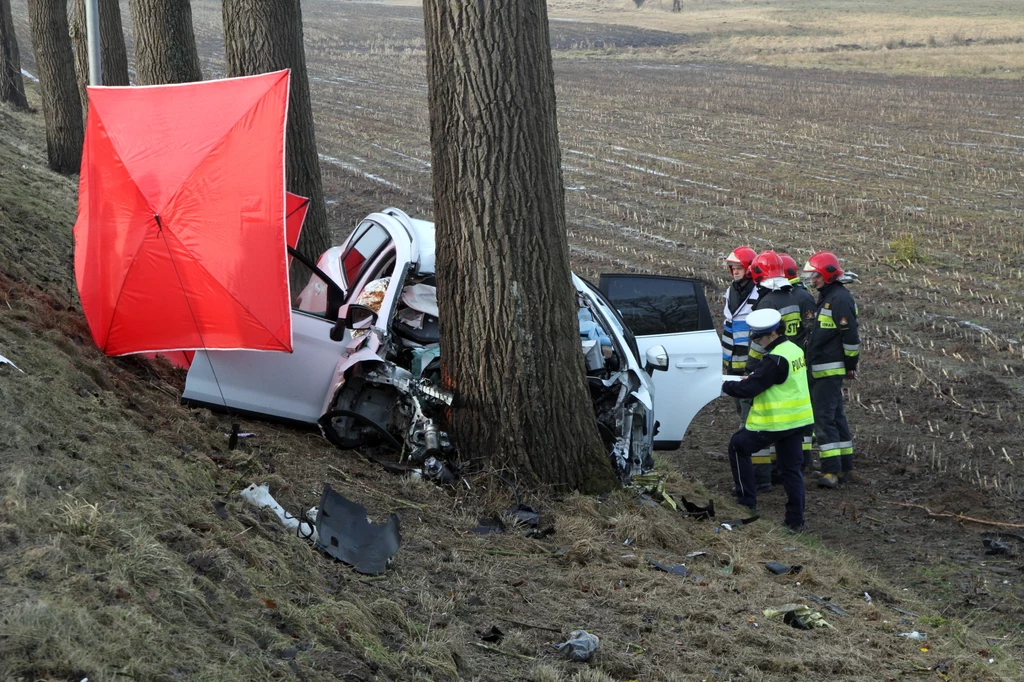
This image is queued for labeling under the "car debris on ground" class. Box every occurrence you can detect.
[0,352,23,372]
[239,482,401,574]
[556,629,600,662]
[765,561,802,575]
[762,604,834,630]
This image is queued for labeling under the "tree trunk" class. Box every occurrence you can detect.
[222,0,330,275]
[70,0,129,119]
[422,0,617,493]
[0,0,28,108]
[27,0,83,173]
[128,0,201,85]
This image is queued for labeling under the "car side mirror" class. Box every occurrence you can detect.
[644,344,669,375]
[329,304,379,342]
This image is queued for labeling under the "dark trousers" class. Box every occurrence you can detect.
[810,376,853,474]
[729,427,805,528]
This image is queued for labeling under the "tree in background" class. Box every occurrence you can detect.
[27,0,83,173]
[70,0,129,119]
[128,0,201,85]
[0,0,27,108]
[422,0,618,493]
[222,0,330,269]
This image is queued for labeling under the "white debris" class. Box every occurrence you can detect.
[240,483,318,544]
[0,353,24,373]
[898,631,927,640]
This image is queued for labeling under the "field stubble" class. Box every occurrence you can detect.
[2,0,1023,678]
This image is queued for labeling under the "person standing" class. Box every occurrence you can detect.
[780,252,819,464]
[722,309,813,532]
[722,246,759,379]
[802,252,860,488]
[745,250,813,490]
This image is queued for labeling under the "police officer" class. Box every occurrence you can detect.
[745,251,816,490]
[722,309,813,532]
[802,252,860,488]
[781,252,819,463]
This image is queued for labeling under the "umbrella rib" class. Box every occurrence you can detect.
[160,227,291,349]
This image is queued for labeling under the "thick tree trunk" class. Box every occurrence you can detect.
[128,0,201,85]
[422,0,617,493]
[70,0,129,118]
[0,0,28,108]
[27,0,83,173]
[222,0,330,275]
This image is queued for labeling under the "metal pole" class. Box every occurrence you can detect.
[85,0,102,85]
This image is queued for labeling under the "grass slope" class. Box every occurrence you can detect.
[1,92,1021,681]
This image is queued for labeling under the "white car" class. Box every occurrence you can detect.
[182,208,722,480]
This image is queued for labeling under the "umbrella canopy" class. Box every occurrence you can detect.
[74,70,293,356]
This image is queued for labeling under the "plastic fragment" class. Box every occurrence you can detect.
[556,629,600,662]
[898,631,927,640]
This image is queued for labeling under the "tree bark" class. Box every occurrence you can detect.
[222,0,330,274]
[422,0,617,493]
[0,0,27,108]
[128,0,201,85]
[27,0,83,173]
[70,0,129,119]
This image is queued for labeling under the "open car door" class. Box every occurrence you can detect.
[599,274,722,450]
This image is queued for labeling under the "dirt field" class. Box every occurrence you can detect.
[2,0,1023,679]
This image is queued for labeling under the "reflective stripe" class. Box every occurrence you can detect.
[843,344,860,352]
[819,308,833,317]
[811,361,846,379]
[838,441,853,449]
[819,442,843,452]
[819,448,842,459]
[802,442,812,451]
[840,447,853,455]
[730,355,749,364]
[752,454,772,464]
[778,305,801,316]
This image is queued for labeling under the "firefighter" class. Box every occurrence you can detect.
[802,252,860,488]
[721,308,813,531]
[745,250,815,490]
[722,246,759,379]
[780,252,819,464]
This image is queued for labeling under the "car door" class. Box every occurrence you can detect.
[599,274,722,450]
[182,252,354,424]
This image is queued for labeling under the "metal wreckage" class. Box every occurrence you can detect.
[184,209,724,570]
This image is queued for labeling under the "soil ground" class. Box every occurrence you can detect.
[2,1,1023,680]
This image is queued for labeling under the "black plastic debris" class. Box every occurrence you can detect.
[647,557,689,577]
[228,423,240,451]
[765,562,802,575]
[983,538,1013,556]
[678,495,716,520]
[506,503,540,528]
[718,515,759,531]
[783,611,813,630]
[479,625,505,643]
[314,484,401,575]
[469,515,504,535]
[806,594,848,617]
[211,500,228,520]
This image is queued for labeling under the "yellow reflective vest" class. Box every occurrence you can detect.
[745,340,815,432]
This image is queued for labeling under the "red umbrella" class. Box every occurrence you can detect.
[143,191,309,370]
[74,70,294,356]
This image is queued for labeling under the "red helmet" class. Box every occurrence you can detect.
[749,251,784,285]
[802,251,844,284]
[725,246,757,277]
[779,253,800,281]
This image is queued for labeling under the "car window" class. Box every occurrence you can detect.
[599,275,702,336]
[292,256,342,320]
[341,222,391,290]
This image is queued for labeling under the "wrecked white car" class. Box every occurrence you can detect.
[182,208,721,481]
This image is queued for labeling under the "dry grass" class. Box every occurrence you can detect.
[2,0,1024,678]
